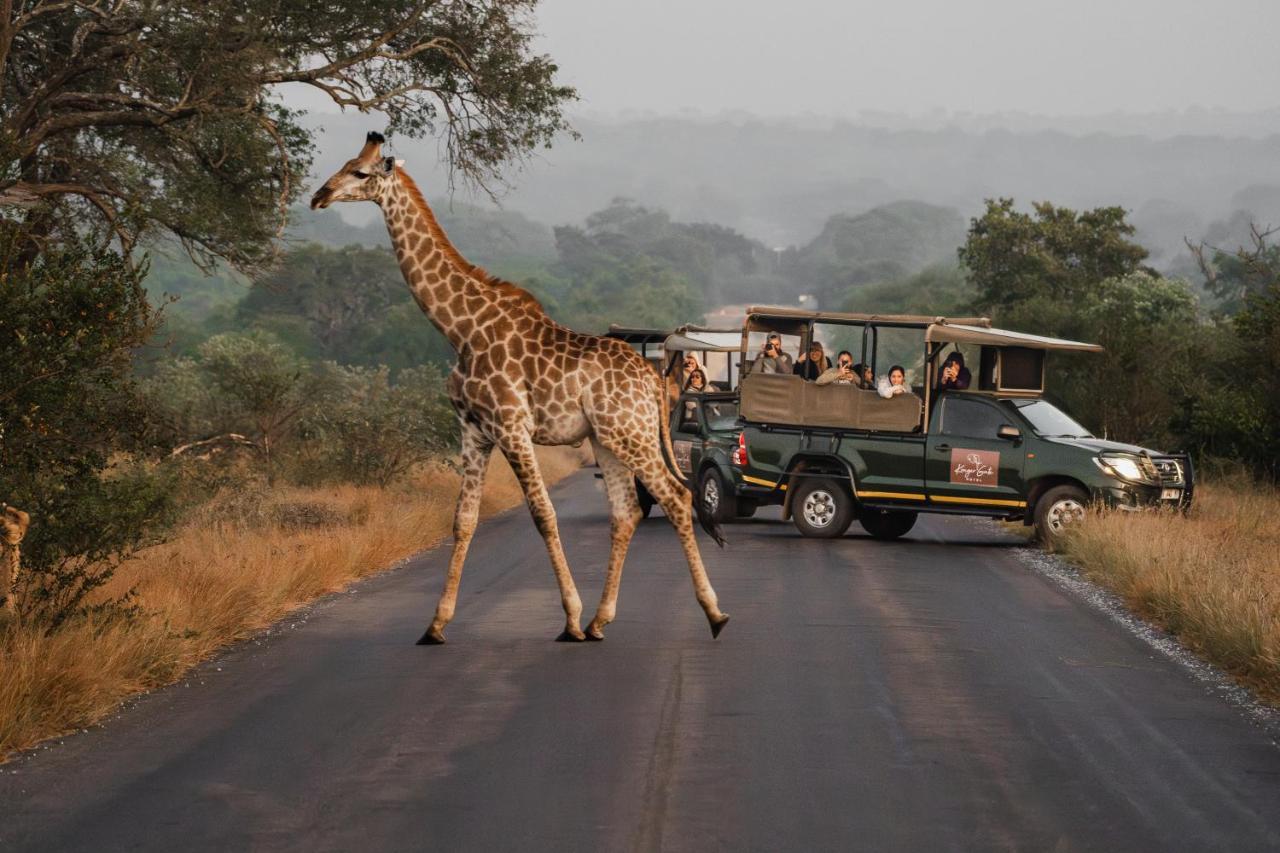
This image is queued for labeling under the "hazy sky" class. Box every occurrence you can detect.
[534,0,1280,117]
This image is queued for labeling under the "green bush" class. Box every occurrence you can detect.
[0,231,172,629]
[299,363,458,487]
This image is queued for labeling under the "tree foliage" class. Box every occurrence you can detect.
[960,198,1153,310]
[0,0,576,271]
[0,227,171,627]
[146,330,317,480]
[1177,228,1280,477]
[301,363,456,487]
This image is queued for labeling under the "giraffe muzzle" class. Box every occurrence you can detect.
[310,188,332,210]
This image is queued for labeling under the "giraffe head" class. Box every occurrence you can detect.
[310,132,402,210]
[1,504,29,546]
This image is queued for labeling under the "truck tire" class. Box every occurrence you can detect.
[699,468,737,524]
[636,480,655,518]
[858,509,918,540]
[1034,484,1089,547]
[792,477,854,538]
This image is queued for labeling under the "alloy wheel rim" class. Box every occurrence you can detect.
[703,477,720,515]
[803,490,836,528]
[1047,498,1085,534]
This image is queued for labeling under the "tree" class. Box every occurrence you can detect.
[1178,226,1280,477]
[959,199,1153,309]
[1189,223,1280,314]
[0,0,576,271]
[0,226,171,626]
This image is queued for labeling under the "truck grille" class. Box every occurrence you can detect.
[1152,458,1184,485]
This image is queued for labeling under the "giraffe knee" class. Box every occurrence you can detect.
[530,504,560,540]
[453,510,479,541]
[612,510,640,539]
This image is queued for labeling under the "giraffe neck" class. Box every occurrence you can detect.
[380,170,501,352]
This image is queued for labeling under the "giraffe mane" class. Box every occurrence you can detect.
[394,168,548,317]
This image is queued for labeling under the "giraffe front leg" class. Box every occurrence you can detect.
[418,426,493,645]
[585,439,643,641]
[500,430,585,642]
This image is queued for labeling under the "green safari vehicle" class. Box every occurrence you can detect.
[732,307,1193,544]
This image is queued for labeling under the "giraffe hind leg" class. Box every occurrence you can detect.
[585,438,644,641]
[606,432,730,639]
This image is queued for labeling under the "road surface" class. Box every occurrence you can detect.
[3,470,1279,852]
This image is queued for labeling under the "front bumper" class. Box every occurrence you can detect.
[1094,453,1194,512]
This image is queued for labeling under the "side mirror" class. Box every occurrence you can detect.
[997,424,1021,441]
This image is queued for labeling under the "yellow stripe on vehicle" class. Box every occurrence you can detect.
[742,474,785,490]
[855,490,927,501]
[930,495,1027,508]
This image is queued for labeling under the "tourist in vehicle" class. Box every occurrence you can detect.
[850,362,875,388]
[937,352,971,391]
[683,368,708,394]
[794,341,831,381]
[816,350,858,386]
[877,364,909,398]
[750,333,792,374]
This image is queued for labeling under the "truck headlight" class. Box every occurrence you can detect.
[1093,455,1149,484]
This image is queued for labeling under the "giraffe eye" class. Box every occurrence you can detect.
[352,170,371,180]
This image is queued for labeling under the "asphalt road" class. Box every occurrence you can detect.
[3,470,1279,852]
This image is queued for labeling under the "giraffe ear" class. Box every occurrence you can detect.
[381,156,395,174]
[395,159,405,167]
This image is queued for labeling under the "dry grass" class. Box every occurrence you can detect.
[0,446,589,759]
[1060,480,1280,703]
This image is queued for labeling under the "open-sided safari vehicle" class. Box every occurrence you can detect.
[733,307,1194,543]
[604,325,752,520]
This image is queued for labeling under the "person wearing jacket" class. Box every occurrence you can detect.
[794,340,831,381]
[878,364,909,398]
[937,352,971,391]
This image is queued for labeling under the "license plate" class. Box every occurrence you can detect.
[1161,488,1182,500]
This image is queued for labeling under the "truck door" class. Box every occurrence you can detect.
[925,394,1027,511]
[671,394,702,477]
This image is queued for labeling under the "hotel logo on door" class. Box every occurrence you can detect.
[950,449,998,487]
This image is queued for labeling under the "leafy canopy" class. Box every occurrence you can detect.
[0,0,576,271]
[959,198,1153,310]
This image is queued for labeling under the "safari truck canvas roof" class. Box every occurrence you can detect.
[663,329,744,353]
[925,323,1104,352]
[744,306,993,331]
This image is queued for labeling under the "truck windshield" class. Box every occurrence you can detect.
[1007,399,1092,438]
[702,399,740,431]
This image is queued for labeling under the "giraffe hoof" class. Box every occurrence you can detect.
[416,628,446,645]
[709,614,730,639]
[585,625,606,641]
[555,628,587,643]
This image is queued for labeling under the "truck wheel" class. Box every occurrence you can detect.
[859,509,918,540]
[736,498,759,519]
[1034,484,1089,547]
[792,478,854,538]
[699,468,737,523]
[636,480,655,518]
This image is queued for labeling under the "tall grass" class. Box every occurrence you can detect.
[1060,480,1280,703]
[0,447,588,758]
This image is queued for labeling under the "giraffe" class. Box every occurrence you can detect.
[310,133,729,643]
[1,504,30,617]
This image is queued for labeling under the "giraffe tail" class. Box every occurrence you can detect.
[656,382,727,548]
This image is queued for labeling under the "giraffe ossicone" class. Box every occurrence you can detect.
[309,133,729,643]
